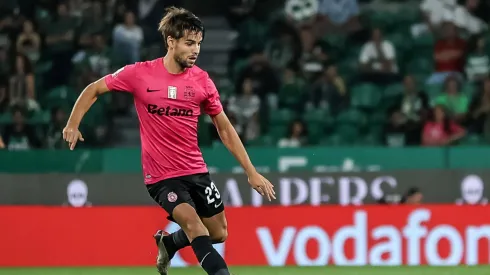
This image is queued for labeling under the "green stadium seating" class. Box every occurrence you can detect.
[350,84,382,110]
[459,134,484,145]
[269,108,295,125]
[247,135,274,146]
[333,124,360,144]
[335,108,366,126]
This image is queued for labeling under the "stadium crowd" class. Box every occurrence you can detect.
[1,0,490,150]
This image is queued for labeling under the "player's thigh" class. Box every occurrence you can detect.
[172,203,209,240]
[146,178,208,239]
[201,211,228,243]
[188,173,225,220]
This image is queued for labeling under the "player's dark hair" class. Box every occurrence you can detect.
[158,7,204,49]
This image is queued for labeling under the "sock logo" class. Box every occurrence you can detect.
[199,252,211,266]
[168,192,178,203]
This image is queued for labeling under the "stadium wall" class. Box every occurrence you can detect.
[0,205,489,267]
[0,170,489,205]
[1,146,490,173]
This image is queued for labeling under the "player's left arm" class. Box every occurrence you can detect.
[211,112,275,201]
[204,77,275,200]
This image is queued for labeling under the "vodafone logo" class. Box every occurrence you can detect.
[256,209,490,266]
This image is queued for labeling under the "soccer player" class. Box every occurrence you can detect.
[62,6,275,275]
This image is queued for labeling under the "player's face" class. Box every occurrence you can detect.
[173,31,202,69]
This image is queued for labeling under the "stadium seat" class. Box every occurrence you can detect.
[319,133,347,146]
[333,125,360,144]
[268,125,288,142]
[424,84,443,98]
[247,135,274,146]
[335,108,366,126]
[412,33,435,48]
[350,84,382,110]
[0,112,11,125]
[360,132,383,145]
[29,110,50,125]
[269,108,295,125]
[302,107,329,124]
[459,134,484,145]
[461,82,476,97]
[405,58,433,75]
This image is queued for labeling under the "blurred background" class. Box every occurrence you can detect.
[1,0,490,274]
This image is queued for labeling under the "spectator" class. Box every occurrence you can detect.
[278,120,308,148]
[78,33,114,84]
[45,2,78,88]
[400,187,423,204]
[413,0,457,37]
[359,28,399,85]
[399,75,430,123]
[386,75,430,146]
[279,65,306,110]
[300,26,329,81]
[264,19,301,71]
[227,78,261,142]
[238,51,280,98]
[0,3,13,40]
[2,107,41,150]
[427,22,466,85]
[422,105,466,146]
[468,78,490,134]
[78,1,109,49]
[432,77,469,122]
[307,64,348,114]
[113,11,143,64]
[284,0,318,25]
[465,35,489,83]
[16,20,41,63]
[45,107,67,149]
[9,53,39,112]
[384,109,409,147]
[315,0,365,41]
[223,0,256,29]
[454,0,487,36]
[0,45,9,78]
[0,75,8,113]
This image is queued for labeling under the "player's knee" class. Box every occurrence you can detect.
[182,219,209,240]
[211,224,228,243]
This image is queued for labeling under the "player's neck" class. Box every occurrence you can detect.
[163,55,186,74]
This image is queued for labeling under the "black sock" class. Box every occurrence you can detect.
[191,235,230,275]
[162,229,190,259]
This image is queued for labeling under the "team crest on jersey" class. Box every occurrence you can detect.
[184,86,195,98]
[168,86,177,99]
[168,192,178,202]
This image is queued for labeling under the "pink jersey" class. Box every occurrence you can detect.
[103,58,223,184]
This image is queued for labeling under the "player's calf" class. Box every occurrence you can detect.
[191,235,230,275]
[174,204,231,275]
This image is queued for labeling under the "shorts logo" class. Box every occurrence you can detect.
[167,192,178,203]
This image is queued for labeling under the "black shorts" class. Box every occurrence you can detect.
[146,172,224,222]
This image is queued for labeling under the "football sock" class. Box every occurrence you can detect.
[191,235,230,275]
[162,229,190,259]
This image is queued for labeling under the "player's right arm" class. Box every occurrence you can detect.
[64,65,137,150]
[63,78,110,150]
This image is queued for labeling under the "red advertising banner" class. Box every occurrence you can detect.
[0,205,489,267]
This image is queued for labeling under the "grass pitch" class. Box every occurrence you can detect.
[0,266,489,275]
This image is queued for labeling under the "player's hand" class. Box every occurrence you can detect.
[62,126,84,150]
[248,172,276,201]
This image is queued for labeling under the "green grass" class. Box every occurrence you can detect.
[0,266,489,275]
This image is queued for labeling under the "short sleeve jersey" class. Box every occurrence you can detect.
[104,58,223,184]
